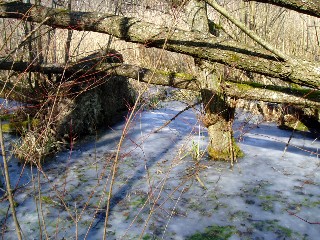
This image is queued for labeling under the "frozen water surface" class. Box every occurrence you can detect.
[0,101,320,239]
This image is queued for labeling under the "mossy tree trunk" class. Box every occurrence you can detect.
[200,63,241,161]
[186,0,241,161]
[0,59,320,108]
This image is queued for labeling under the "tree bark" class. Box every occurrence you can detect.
[225,81,320,108]
[1,1,320,89]
[185,0,210,33]
[244,0,320,18]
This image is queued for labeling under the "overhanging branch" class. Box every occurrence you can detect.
[0,1,320,89]
[244,0,320,18]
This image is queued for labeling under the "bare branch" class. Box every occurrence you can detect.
[244,0,320,18]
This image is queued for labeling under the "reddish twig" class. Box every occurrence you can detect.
[287,210,320,224]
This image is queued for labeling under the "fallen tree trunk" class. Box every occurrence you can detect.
[1,60,320,108]
[0,60,200,91]
[244,0,320,18]
[1,1,320,89]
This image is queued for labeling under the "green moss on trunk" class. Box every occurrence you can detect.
[206,120,243,161]
[201,88,242,161]
[207,135,243,161]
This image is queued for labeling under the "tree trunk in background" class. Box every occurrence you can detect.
[64,0,73,63]
[24,0,35,90]
[186,0,241,161]
[34,0,43,89]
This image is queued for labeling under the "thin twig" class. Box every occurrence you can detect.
[31,163,42,240]
[287,210,320,224]
[37,164,49,240]
[154,102,200,133]
[282,120,298,158]
[0,119,22,240]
